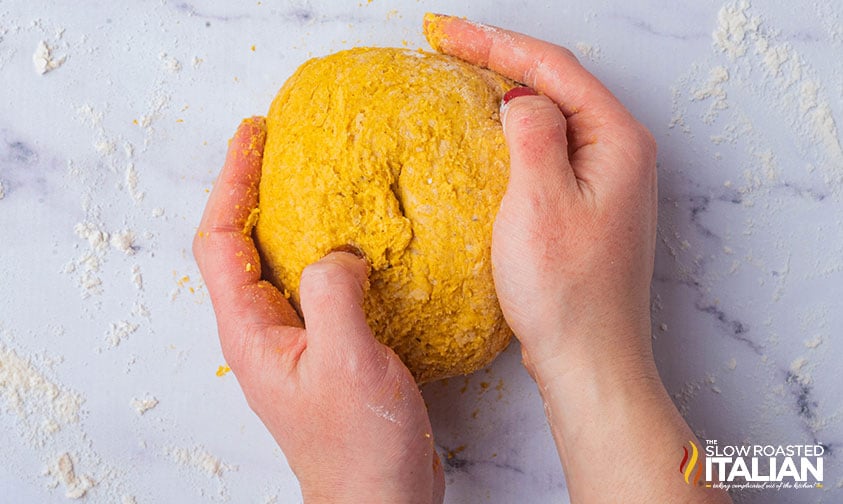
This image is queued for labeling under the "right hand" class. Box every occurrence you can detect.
[425,15,732,504]
[425,14,659,382]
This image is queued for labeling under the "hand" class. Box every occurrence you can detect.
[426,13,657,380]
[193,118,444,504]
[425,15,731,503]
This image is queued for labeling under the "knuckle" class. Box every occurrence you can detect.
[557,45,579,64]
[299,264,331,299]
[636,124,658,160]
[523,45,579,87]
[300,260,353,304]
[619,121,657,171]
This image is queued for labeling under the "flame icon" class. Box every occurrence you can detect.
[679,440,703,485]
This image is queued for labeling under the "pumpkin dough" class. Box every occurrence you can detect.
[255,47,514,383]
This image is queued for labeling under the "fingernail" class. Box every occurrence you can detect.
[328,244,365,260]
[502,86,538,105]
[321,246,371,286]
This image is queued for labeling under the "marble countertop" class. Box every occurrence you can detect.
[1,1,841,502]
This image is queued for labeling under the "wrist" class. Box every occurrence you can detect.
[527,339,659,404]
[519,311,656,389]
[531,338,729,503]
[300,473,440,504]
[303,487,425,504]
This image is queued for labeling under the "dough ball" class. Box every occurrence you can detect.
[255,47,514,383]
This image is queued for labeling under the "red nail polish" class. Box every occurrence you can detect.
[502,86,537,104]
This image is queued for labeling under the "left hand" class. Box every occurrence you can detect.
[193,117,444,504]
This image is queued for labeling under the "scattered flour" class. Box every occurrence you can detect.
[67,222,109,298]
[804,335,824,349]
[671,380,702,416]
[4,10,249,503]
[712,1,759,60]
[0,336,120,499]
[0,342,83,446]
[788,356,812,385]
[45,452,96,499]
[132,302,150,318]
[168,445,235,478]
[138,92,171,133]
[125,163,145,203]
[94,139,116,157]
[105,321,139,348]
[110,230,136,255]
[690,66,730,124]
[797,81,843,180]
[130,396,158,415]
[130,265,143,290]
[33,40,66,74]
[366,402,402,426]
[74,222,109,252]
[159,52,182,73]
[672,0,843,193]
[67,221,142,296]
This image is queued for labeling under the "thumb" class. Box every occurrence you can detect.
[500,87,577,206]
[298,250,377,358]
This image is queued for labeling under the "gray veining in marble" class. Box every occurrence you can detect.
[1,1,841,503]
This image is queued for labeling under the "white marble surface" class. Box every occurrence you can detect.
[1,1,841,502]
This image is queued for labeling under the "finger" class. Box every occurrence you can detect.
[501,88,578,205]
[424,13,625,121]
[423,13,654,191]
[298,252,378,362]
[193,117,303,369]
